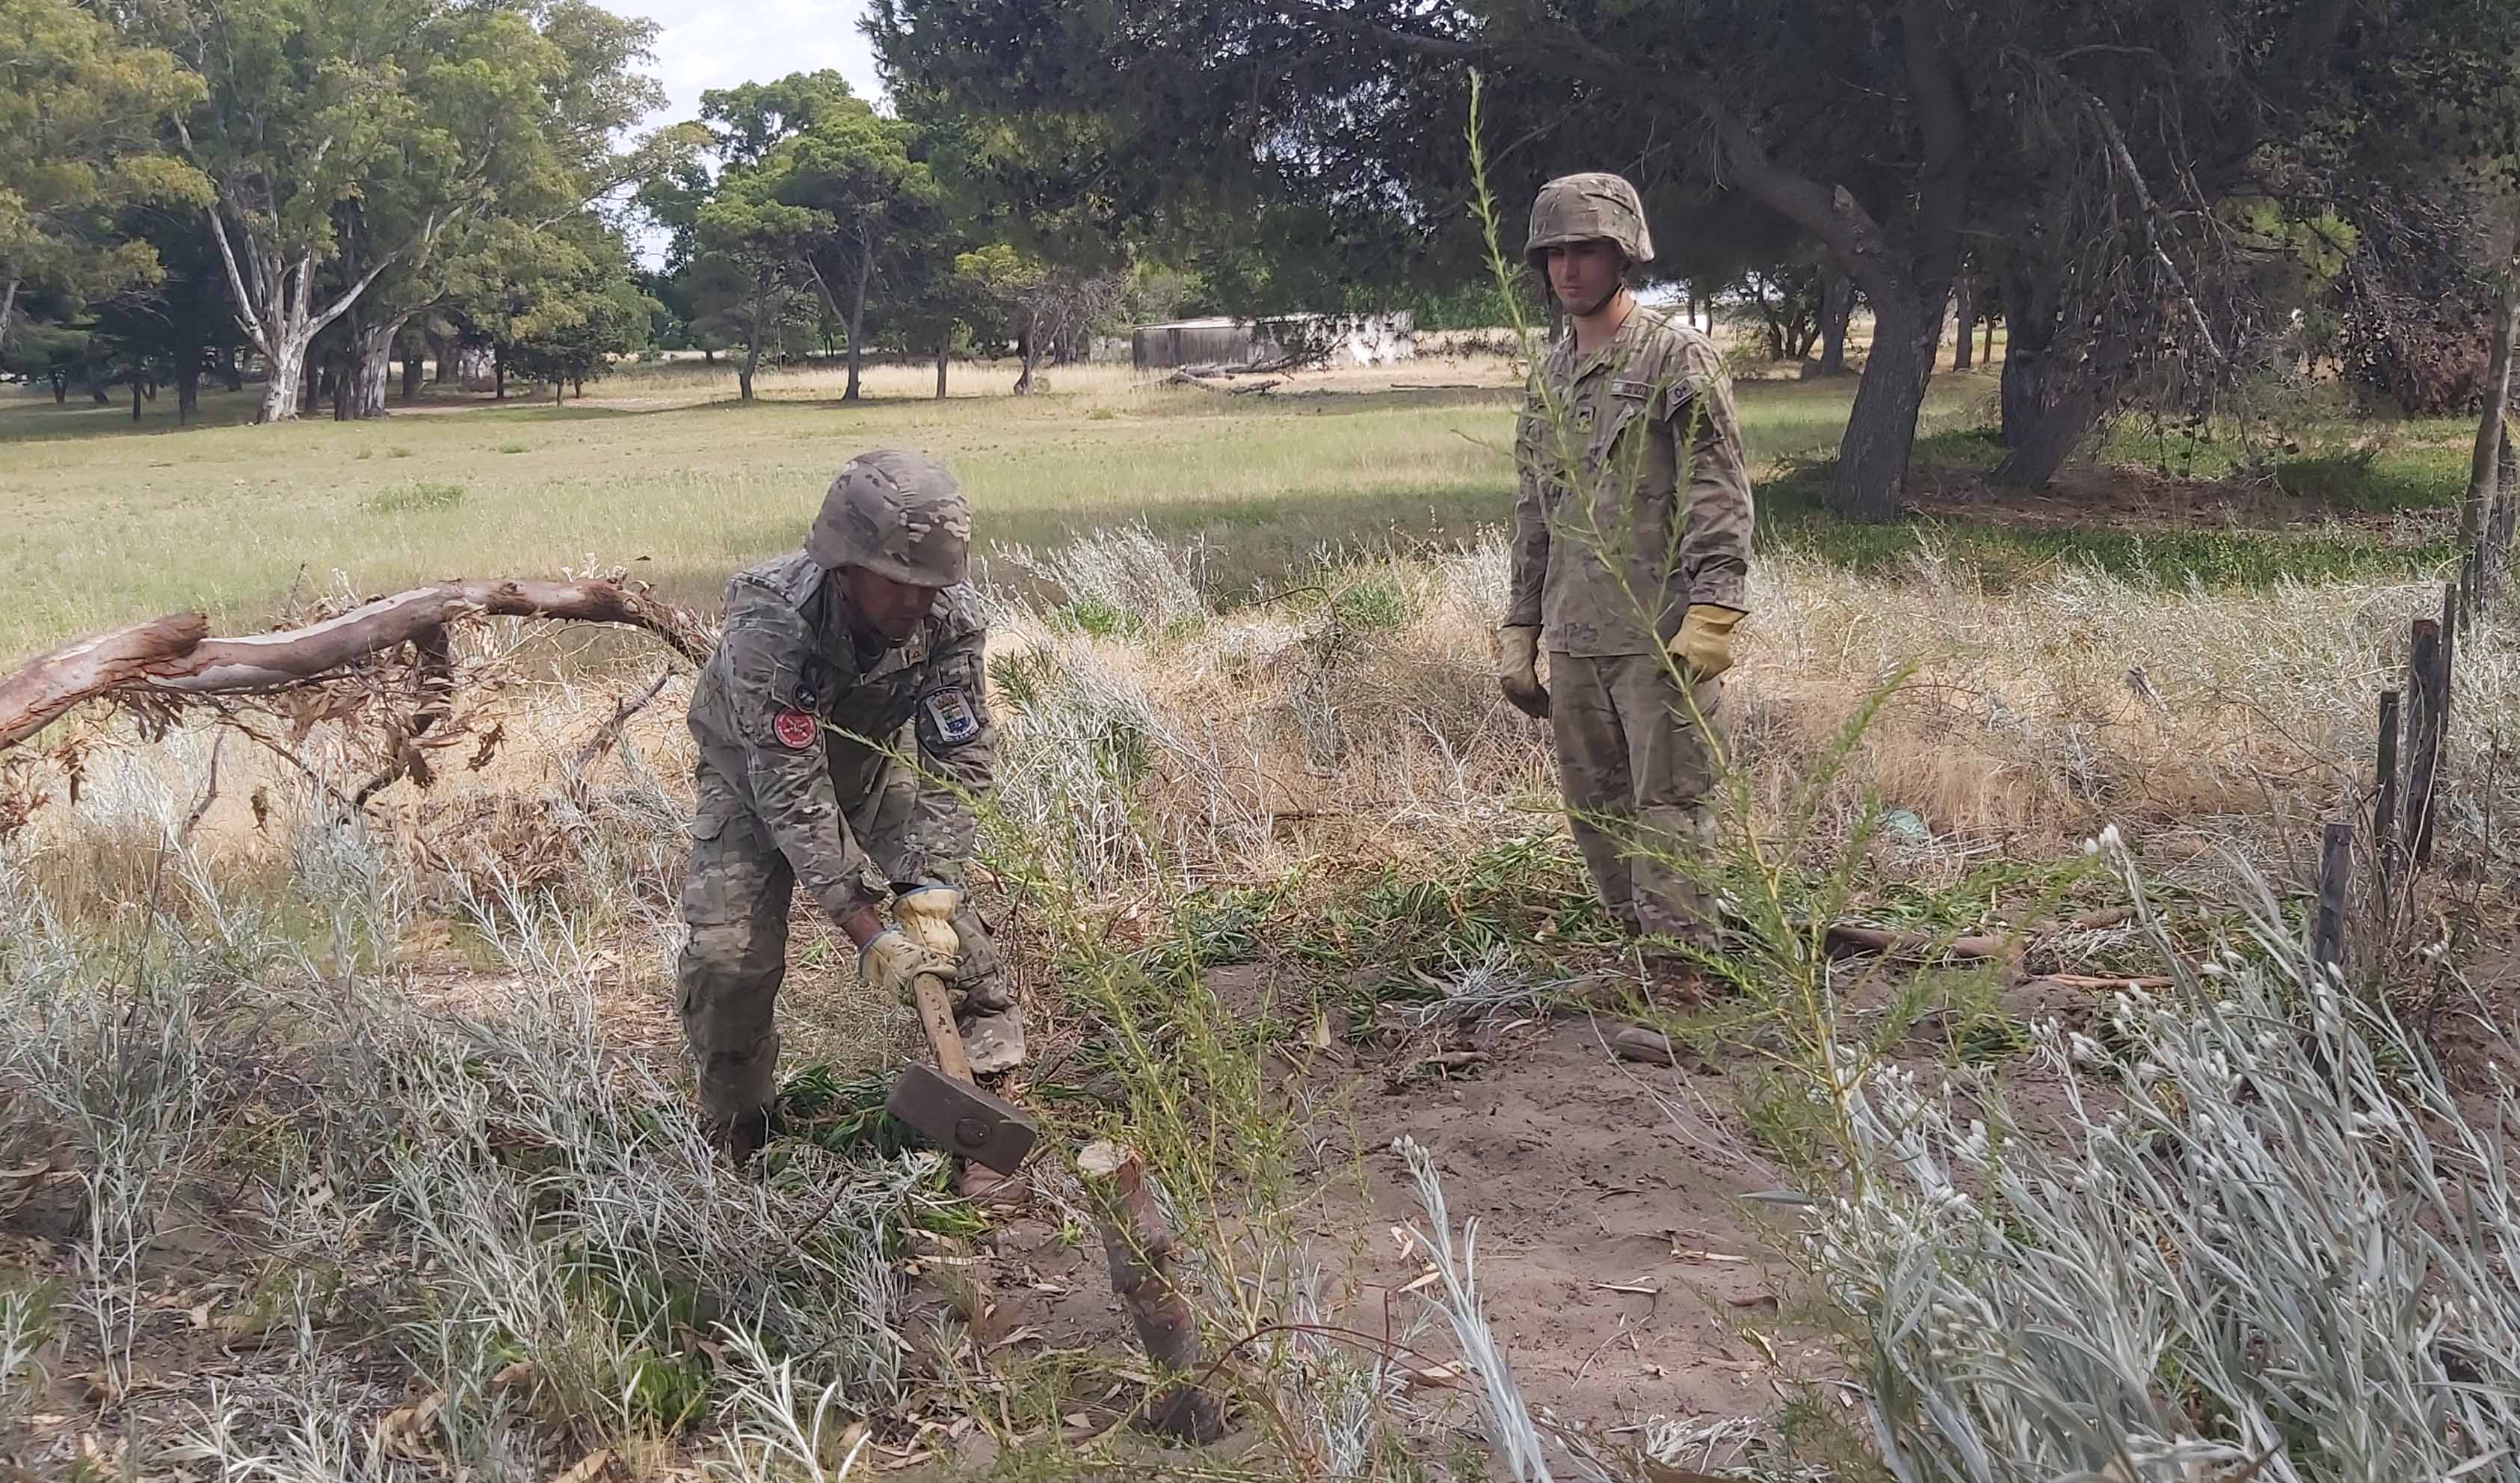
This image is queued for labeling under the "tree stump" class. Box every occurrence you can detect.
[1076,1141,1225,1443]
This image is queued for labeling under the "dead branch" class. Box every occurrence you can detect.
[566,667,677,802]
[176,731,227,849]
[1,578,713,756]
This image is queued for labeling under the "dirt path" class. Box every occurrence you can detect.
[970,1005,1822,1449]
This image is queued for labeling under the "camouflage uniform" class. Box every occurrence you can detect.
[1507,179,1755,949]
[677,466,1004,1141]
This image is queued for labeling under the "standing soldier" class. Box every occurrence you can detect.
[679,449,1020,1162]
[1496,173,1755,990]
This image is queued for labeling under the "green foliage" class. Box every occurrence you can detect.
[774,1061,919,1160]
[0,0,210,348]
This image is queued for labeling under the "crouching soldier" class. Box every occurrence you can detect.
[678,448,1020,1162]
[1496,173,1755,994]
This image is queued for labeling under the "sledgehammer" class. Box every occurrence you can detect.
[886,971,1038,1177]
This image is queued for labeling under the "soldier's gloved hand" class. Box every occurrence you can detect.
[1497,626,1550,719]
[860,928,957,1006]
[894,884,962,961]
[1667,605,1745,682]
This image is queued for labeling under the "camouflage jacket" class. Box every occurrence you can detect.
[686,552,996,920]
[1507,308,1754,656]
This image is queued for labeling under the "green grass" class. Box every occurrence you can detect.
[0,359,2468,665]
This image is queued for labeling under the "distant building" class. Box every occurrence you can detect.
[1131,312,1417,373]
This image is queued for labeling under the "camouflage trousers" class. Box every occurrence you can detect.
[1547,651,1725,947]
[675,753,1003,1136]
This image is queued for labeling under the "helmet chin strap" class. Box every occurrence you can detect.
[1562,284,1622,319]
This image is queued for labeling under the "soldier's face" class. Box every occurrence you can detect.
[842,566,945,646]
[1545,241,1626,316]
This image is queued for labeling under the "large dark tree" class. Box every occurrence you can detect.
[872,0,2514,514]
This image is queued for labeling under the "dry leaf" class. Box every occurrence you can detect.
[216,1310,281,1349]
[548,1447,615,1483]
[1402,1363,1462,1390]
[377,1390,447,1463]
[490,1360,537,1390]
[1397,1265,1442,1295]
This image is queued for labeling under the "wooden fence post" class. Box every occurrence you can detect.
[2406,613,2447,869]
[2373,688,2401,913]
[2314,821,2354,980]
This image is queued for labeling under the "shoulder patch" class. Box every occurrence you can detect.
[918,688,983,751]
[772,708,819,750]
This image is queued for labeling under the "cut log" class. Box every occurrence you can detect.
[1,578,712,755]
[1076,1141,1225,1444]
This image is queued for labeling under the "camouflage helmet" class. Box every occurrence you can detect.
[806,449,972,587]
[1525,172,1655,267]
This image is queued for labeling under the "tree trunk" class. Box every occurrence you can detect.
[2462,265,2519,553]
[52,374,68,404]
[739,337,762,401]
[0,277,17,355]
[178,363,200,424]
[1983,314,1995,366]
[426,328,453,384]
[259,336,305,421]
[1686,287,1701,330]
[553,379,564,406]
[1953,274,1975,371]
[1013,324,1040,395]
[220,346,242,392]
[1832,288,1941,519]
[494,346,508,401]
[843,238,873,403]
[935,327,950,399]
[345,314,402,419]
[131,380,144,422]
[205,214,401,425]
[1077,1143,1227,1444]
[1992,263,2098,488]
[401,352,424,399]
[1811,273,1854,378]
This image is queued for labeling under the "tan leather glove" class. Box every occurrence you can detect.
[860,928,956,1005]
[894,885,962,959]
[1497,626,1550,719]
[1667,605,1745,681]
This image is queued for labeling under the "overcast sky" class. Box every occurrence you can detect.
[611,0,886,126]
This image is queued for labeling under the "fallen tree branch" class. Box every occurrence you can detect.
[1,578,713,755]
[566,667,677,804]
[1821,906,2138,966]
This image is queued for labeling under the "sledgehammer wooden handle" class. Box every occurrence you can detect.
[911,971,973,1082]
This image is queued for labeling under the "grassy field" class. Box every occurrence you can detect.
[10,349,2473,667]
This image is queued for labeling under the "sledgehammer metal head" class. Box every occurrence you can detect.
[886,1061,1040,1175]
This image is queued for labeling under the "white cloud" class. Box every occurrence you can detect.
[611,0,885,126]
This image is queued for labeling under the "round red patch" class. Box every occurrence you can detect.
[772,708,818,749]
